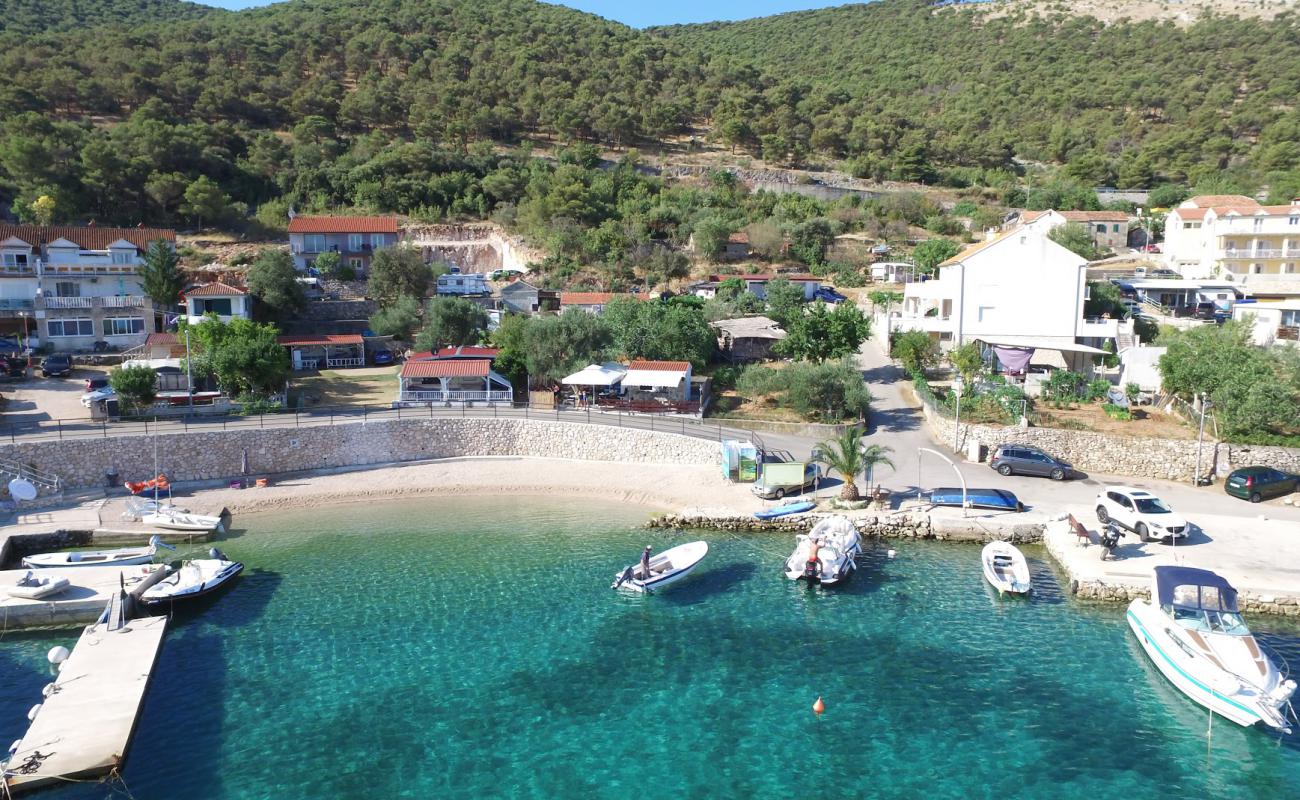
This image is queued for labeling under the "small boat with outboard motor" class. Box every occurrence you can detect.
[783,515,862,586]
[21,535,175,569]
[981,541,1031,595]
[6,571,71,600]
[1127,566,1297,733]
[142,548,244,606]
[612,541,709,593]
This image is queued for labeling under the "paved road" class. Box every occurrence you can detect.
[853,336,1300,524]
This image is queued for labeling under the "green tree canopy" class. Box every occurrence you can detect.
[1049,222,1101,260]
[602,297,715,367]
[368,295,422,339]
[368,246,443,308]
[109,364,157,410]
[414,297,488,351]
[522,309,614,385]
[246,248,305,321]
[138,240,184,309]
[776,301,871,362]
[912,239,960,275]
[892,330,938,375]
[764,277,805,328]
[186,317,289,398]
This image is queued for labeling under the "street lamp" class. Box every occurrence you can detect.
[1194,394,1213,486]
[952,374,964,454]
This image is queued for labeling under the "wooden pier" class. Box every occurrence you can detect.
[2,614,169,795]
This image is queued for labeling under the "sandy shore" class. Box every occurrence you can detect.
[180,457,761,519]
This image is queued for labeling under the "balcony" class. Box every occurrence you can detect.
[1222,249,1296,259]
[397,390,514,403]
[0,298,35,317]
[1076,317,1120,338]
[38,295,149,310]
[893,314,955,334]
[0,264,36,276]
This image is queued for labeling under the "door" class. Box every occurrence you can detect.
[1113,493,1136,527]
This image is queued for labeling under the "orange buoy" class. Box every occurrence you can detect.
[812,696,825,716]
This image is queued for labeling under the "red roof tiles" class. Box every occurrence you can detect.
[560,292,650,305]
[0,224,175,251]
[400,360,490,379]
[286,216,399,234]
[628,360,691,372]
[186,281,246,297]
[276,334,364,346]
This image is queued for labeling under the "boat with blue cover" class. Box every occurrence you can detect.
[755,501,816,520]
[927,487,1024,512]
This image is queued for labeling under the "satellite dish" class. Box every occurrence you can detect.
[8,479,37,502]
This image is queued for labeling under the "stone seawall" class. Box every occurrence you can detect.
[919,399,1300,482]
[649,511,1047,544]
[0,419,721,490]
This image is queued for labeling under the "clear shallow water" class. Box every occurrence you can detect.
[2,496,1298,799]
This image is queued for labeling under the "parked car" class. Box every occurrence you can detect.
[80,386,116,407]
[84,376,109,393]
[1095,486,1189,542]
[989,444,1074,480]
[752,462,821,500]
[813,287,847,304]
[40,354,73,378]
[1141,244,1162,254]
[1224,466,1299,503]
[1149,267,1179,278]
[372,350,395,366]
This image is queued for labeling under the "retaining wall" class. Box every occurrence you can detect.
[0,418,721,491]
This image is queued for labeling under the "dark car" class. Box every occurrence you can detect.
[41,353,73,377]
[989,444,1074,481]
[372,350,395,365]
[84,376,109,392]
[2,356,27,378]
[1224,466,1298,503]
[813,287,847,304]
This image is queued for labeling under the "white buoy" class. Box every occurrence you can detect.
[887,549,897,559]
[26,704,41,721]
[47,646,69,665]
[41,683,57,698]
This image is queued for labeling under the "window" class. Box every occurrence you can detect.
[111,250,133,264]
[1096,224,1106,233]
[304,234,326,252]
[349,257,363,269]
[348,234,364,251]
[1253,263,1264,274]
[371,233,385,249]
[977,305,995,322]
[1290,216,1299,226]
[196,298,232,316]
[102,317,145,336]
[1254,218,1264,231]
[54,281,80,298]
[1,253,28,268]
[1112,224,1120,233]
[47,318,93,337]
[1285,263,1296,274]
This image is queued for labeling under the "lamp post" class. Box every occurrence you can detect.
[1194,394,1213,486]
[952,374,964,454]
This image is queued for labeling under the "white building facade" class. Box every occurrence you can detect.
[1163,196,1300,298]
[896,230,1116,368]
[0,225,175,353]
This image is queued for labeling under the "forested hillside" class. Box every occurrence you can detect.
[0,0,215,36]
[655,0,1300,189]
[2,0,1299,236]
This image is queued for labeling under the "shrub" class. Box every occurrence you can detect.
[736,360,870,422]
[110,365,157,410]
[1102,403,1132,421]
[892,330,939,375]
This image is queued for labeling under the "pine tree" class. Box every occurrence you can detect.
[139,240,185,310]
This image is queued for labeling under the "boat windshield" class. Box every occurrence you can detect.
[1134,497,1171,514]
[1170,606,1250,635]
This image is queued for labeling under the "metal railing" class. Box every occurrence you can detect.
[38,295,149,310]
[0,457,61,494]
[0,402,768,453]
[398,390,514,403]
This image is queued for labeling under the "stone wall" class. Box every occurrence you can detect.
[0,419,721,490]
[649,511,1046,544]
[918,399,1300,482]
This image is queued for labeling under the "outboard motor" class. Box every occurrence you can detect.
[612,566,635,590]
[1099,522,1125,561]
[803,540,822,581]
[209,548,227,561]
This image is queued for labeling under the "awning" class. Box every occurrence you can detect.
[974,337,1108,355]
[561,363,626,386]
[622,369,686,388]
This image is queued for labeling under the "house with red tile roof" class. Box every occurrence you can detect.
[1164,197,1300,294]
[0,223,177,353]
[184,282,249,324]
[286,215,399,272]
[277,333,366,370]
[558,292,651,314]
[1017,209,1132,250]
[396,356,513,405]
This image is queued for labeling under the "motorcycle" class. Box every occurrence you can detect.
[1099,521,1126,561]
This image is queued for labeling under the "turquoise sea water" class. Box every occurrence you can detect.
[2,496,1298,798]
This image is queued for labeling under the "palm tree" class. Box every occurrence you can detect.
[815,427,870,501]
[861,443,895,496]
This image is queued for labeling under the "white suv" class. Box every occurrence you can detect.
[1095,487,1189,542]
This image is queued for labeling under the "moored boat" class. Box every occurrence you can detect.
[928,487,1024,512]
[981,541,1032,595]
[1127,566,1297,733]
[22,536,174,569]
[142,508,224,533]
[612,541,709,593]
[142,549,244,606]
[755,501,816,520]
[6,571,71,600]
[783,515,861,586]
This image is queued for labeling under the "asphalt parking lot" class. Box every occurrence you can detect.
[0,366,110,428]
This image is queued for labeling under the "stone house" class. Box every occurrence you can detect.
[1018,209,1131,251]
[710,316,787,362]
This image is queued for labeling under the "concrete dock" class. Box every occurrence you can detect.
[0,565,167,629]
[2,614,168,794]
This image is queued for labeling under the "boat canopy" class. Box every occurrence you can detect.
[1154,566,1239,613]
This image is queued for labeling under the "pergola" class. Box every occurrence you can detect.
[397,358,513,404]
[278,334,365,370]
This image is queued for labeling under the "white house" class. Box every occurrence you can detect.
[0,224,175,353]
[1163,196,1300,298]
[185,282,250,324]
[896,229,1115,371]
[1233,300,1300,348]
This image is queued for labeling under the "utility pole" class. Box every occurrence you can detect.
[185,327,193,412]
[952,375,964,454]
[1193,394,1212,486]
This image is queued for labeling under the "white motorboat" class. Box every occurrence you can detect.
[142,508,224,533]
[783,516,862,586]
[612,541,709,593]
[1127,566,1297,734]
[22,535,175,569]
[6,571,71,600]
[142,548,243,606]
[981,541,1032,595]
[123,497,190,521]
